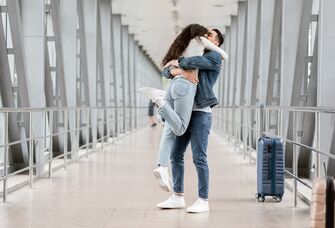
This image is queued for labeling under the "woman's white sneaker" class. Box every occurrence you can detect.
[186,198,210,213]
[156,195,185,209]
[138,87,166,103]
[153,166,172,192]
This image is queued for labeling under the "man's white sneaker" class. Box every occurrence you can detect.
[156,195,185,209]
[153,166,172,192]
[186,198,210,213]
[138,87,166,103]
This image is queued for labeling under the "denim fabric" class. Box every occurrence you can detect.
[156,77,197,166]
[157,122,175,166]
[162,51,222,109]
[158,77,197,136]
[170,111,212,199]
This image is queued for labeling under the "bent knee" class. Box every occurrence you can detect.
[171,153,184,162]
[172,127,187,136]
[193,157,208,167]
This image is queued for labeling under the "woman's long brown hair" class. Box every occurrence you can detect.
[161,24,208,66]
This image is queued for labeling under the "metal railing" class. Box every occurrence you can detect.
[212,105,335,207]
[0,106,150,202]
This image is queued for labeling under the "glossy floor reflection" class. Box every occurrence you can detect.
[0,125,309,227]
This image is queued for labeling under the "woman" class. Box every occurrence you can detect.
[139,24,228,192]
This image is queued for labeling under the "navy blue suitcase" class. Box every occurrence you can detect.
[256,137,285,202]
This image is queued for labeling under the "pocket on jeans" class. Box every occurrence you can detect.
[172,79,190,97]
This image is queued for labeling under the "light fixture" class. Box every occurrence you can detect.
[174,25,181,35]
[172,10,179,22]
[171,0,178,7]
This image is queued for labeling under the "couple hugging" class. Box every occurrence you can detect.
[139,24,228,213]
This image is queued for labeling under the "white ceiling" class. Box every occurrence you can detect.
[112,0,241,67]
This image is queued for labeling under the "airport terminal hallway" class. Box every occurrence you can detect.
[0,126,310,228]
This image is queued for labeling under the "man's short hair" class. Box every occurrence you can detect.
[213,28,224,46]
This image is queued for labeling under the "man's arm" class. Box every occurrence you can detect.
[161,66,199,84]
[170,68,198,84]
[178,51,222,71]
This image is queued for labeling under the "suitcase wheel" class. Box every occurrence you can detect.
[272,196,282,203]
[255,193,265,202]
[257,196,265,202]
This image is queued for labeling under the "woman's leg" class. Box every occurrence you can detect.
[154,78,195,192]
[154,121,175,192]
[157,122,175,166]
[158,78,197,136]
[156,81,176,166]
[153,84,176,192]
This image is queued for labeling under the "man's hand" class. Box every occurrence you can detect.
[182,70,198,84]
[169,68,198,84]
[164,59,179,68]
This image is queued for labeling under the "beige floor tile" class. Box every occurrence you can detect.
[0,127,309,228]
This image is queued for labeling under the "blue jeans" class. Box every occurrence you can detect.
[170,111,212,199]
[157,77,197,166]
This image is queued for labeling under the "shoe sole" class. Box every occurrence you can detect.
[153,170,171,192]
[186,208,210,213]
[157,205,185,209]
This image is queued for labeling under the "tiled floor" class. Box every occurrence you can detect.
[0,125,310,227]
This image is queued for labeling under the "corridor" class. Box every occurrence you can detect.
[0,126,309,228]
[0,0,334,227]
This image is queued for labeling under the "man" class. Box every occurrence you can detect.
[148,100,158,127]
[156,29,225,213]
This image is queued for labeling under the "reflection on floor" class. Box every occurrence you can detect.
[0,125,309,227]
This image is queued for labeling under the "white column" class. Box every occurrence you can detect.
[21,0,45,174]
[82,0,98,146]
[318,0,335,173]
[259,0,275,105]
[245,0,258,105]
[100,0,111,107]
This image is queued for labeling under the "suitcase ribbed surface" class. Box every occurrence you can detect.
[257,137,285,197]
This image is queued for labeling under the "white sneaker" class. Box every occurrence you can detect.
[153,166,172,192]
[186,198,210,213]
[157,89,167,97]
[138,87,166,103]
[156,194,185,209]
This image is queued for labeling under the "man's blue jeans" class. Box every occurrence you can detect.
[170,111,212,199]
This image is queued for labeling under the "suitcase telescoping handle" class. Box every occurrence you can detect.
[260,104,265,137]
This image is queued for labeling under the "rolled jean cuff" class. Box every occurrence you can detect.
[173,187,183,194]
[199,195,208,200]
